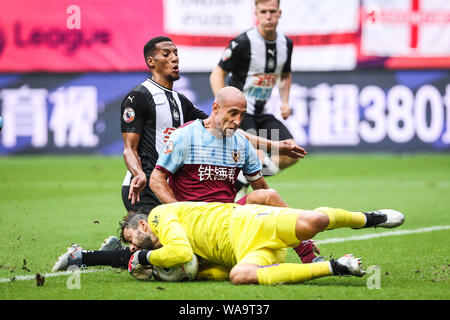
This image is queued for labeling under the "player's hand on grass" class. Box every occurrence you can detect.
[128,173,147,205]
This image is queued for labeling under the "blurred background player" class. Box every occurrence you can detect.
[210,0,297,184]
[124,201,405,284]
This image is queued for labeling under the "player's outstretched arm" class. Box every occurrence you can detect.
[276,139,307,159]
[237,130,307,160]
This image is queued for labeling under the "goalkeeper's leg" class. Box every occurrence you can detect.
[228,206,404,285]
[293,207,405,242]
[230,256,365,285]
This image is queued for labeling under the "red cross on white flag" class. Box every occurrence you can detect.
[360,0,450,67]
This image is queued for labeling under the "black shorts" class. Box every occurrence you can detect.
[239,113,293,141]
[121,185,160,213]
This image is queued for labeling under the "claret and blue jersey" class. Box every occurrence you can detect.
[155,119,262,203]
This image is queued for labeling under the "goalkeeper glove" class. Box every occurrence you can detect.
[128,250,152,277]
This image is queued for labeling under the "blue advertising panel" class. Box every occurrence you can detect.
[0,70,449,154]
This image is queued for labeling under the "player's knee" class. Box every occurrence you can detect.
[247,189,280,206]
[295,211,329,240]
[264,188,279,200]
[259,188,279,205]
[310,211,329,231]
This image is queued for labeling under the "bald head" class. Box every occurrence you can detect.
[205,86,247,137]
[214,86,247,108]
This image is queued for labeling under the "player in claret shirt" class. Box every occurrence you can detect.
[150,86,287,207]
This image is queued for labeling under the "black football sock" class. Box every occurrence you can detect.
[81,248,132,269]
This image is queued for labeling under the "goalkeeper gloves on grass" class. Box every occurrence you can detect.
[128,250,152,278]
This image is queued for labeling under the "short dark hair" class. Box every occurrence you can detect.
[118,207,149,244]
[143,36,173,59]
[255,0,280,6]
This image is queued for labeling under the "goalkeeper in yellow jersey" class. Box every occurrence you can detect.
[122,201,404,285]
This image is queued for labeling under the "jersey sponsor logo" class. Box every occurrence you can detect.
[247,86,273,101]
[198,164,236,183]
[164,141,174,154]
[123,107,135,123]
[252,73,278,87]
[162,127,176,143]
[127,95,135,103]
[247,73,278,101]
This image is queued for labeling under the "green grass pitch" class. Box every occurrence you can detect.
[0,153,449,300]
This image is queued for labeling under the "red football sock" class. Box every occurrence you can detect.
[293,240,318,263]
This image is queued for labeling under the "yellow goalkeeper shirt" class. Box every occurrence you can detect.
[147,202,237,269]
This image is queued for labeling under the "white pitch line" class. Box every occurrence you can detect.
[1,226,449,284]
[0,268,109,283]
[316,225,450,245]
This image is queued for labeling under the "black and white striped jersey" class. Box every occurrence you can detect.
[120,77,208,188]
[218,26,293,116]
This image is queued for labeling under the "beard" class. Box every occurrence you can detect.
[136,231,155,250]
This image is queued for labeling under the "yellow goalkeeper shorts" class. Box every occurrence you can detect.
[230,204,301,266]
